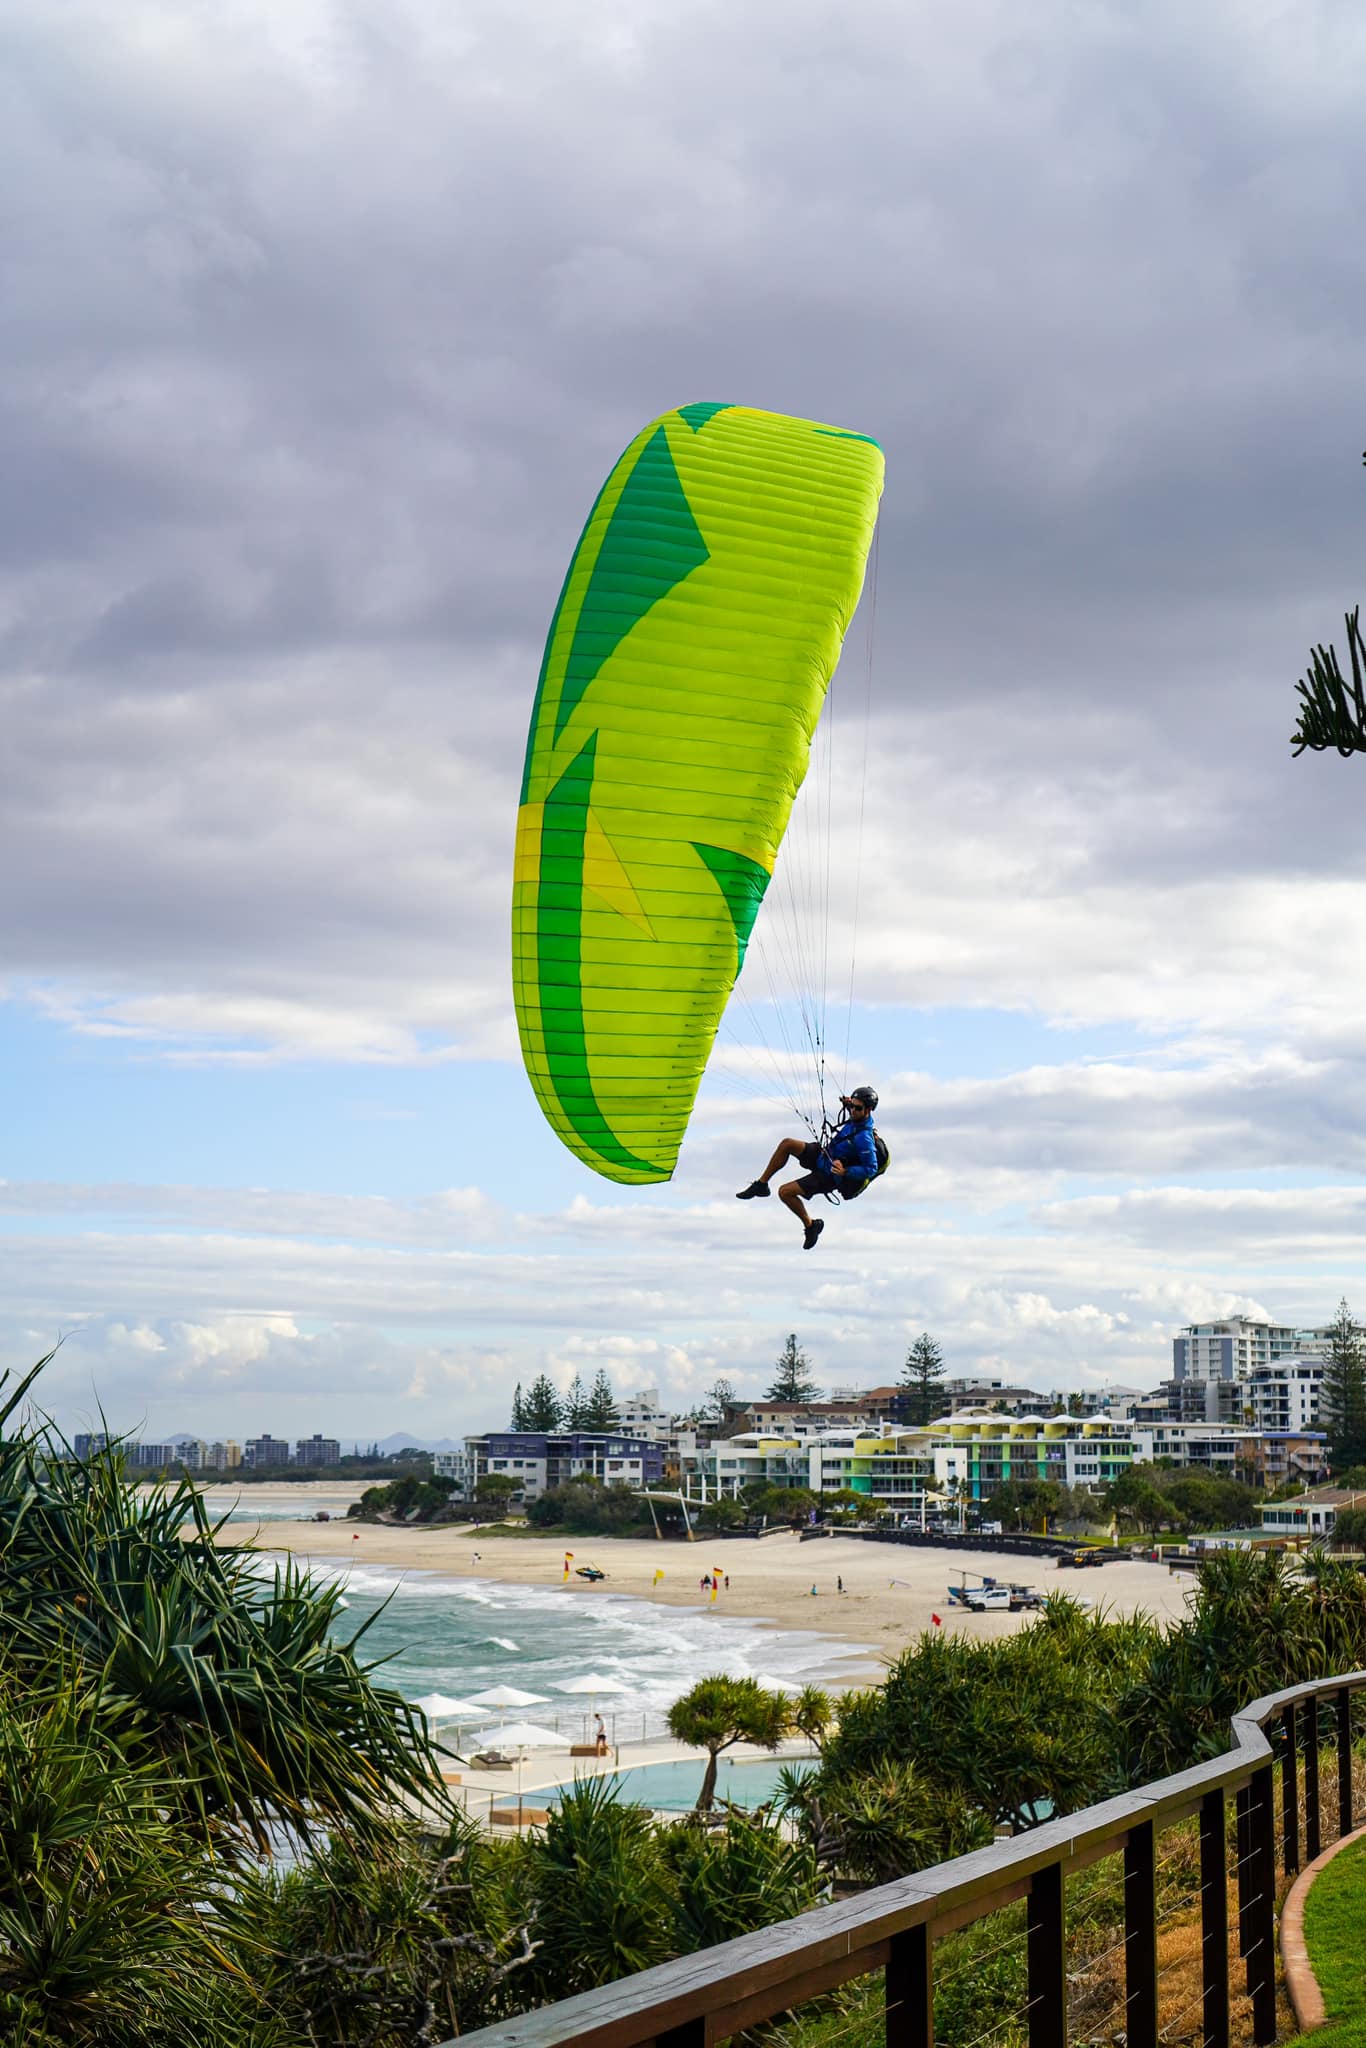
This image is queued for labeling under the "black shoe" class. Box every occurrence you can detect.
[736,1181,771,1200]
[803,1218,824,1250]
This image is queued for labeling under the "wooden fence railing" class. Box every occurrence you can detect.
[445,1669,1366,2048]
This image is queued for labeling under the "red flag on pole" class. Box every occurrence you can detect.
[931,1613,942,1627]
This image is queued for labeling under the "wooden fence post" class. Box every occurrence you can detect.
[1248,1765,1277,2046]
[1124,1819,1158,2048]
[886,1924,933,2048]
[1026,1862,1066,2048]
[1200,1788,1230,2048]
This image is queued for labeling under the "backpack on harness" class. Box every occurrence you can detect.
[839,1131,889,1200]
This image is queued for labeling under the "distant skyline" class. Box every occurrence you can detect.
[6,2,1366,1441]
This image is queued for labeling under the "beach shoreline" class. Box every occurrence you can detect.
[205,1493,1197,1668]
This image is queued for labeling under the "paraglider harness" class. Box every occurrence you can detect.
[813,1117,890,1203]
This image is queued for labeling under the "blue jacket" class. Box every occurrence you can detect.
[823,1116,878,1188]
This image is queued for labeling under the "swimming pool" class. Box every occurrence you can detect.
[495,1755,814,1815]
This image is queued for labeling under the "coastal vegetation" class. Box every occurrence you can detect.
[1322,1297,1366,1471]
[665,1676,791,1810]
[352,1471,461,1523]
[767,1331,822,1402]
[899,1331,946,1425]
[0,1351,446,2042]
[508,1368,620,1432]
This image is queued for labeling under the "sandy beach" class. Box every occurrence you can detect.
[207,1485,1197,1674]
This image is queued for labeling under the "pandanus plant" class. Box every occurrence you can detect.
[0,1352,445,1855]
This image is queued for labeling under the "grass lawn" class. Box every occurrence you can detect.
[1288,1834,1366,2048]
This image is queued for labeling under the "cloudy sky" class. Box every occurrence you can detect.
[5,0,1366,1445]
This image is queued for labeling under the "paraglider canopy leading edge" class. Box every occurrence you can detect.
[512,401,884,1185]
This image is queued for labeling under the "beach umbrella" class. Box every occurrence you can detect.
[555,1671,631,1739]
[466,1719,565,1827]
[466,1720,564,1750]
[554,1673,630,1696]
[413,1693,483,1722]
[465,1682,550,1732]
[466,1684,548,1711]
[747,1674,801,1694]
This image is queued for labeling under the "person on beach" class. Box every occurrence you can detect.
[594,1714,608,1757]
[736,1087,880,1249]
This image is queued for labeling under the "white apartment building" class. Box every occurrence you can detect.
[1173,1316,1364,1384]
[432,1445,474,1491]
[685,1433,809,1497]
[616,1388,668,1438]
[1129,1421,1255,1477]
[438,1431,665,1503]
[1245,1361,1324,1435]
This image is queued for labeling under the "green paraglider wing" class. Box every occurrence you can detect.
[513,403,884,1183]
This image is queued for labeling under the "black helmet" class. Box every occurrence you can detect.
[844,1085,878,1111]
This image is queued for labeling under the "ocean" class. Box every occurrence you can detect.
[268,1553,874,1745]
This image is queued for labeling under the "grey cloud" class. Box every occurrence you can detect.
[7,0,1366,1431]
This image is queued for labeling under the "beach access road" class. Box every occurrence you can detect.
[207,1496,1198,1665]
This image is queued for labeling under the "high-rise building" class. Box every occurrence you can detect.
[245,1434,291,1468]
[130,1442,176,1469]
[295,1434,340,1467]
[1173,1316,1366,1383]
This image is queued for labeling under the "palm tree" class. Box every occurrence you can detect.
[666,1678,791,1810]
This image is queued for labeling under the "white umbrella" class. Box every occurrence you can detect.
[413,1692,483,1721]
[466,1720,564,1750]
[555,1671,630,1742]
[465,1719,565,1828]
[466,1684,548,1711]
[554,1673,630,1696]
[747,1674,802,1694]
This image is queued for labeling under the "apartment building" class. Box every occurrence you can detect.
[940,1380,1053,1416]
[1173,1316,1365,1384]
[1245,1361,1324,1435]
[1133,1379,1247,1427]
[295,1434,341,1467]
[244,1434,292,1469]
[1129,1421,1256,1478]
[933,1414,1138,1498]
[741,1395,900,1434]
[1242,1431,1329,1491]
[440,1431,666,1503]
[686,1414,1138,1512]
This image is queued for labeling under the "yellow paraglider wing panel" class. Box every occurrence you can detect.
[512,404,883,1183]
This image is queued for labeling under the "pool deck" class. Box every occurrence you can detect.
[433,1734,818,1829]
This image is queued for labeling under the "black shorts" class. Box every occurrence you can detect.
[794,1142,837,1197]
